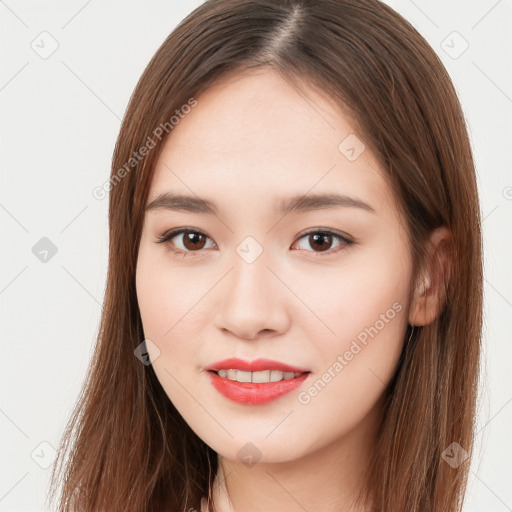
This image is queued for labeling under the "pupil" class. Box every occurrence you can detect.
[185,232,205,250]
[311,233,331,251]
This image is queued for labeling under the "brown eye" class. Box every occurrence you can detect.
[156,228,215,256]
[181,231,207,251]
[294,229,353,256]
[308,233,334,252]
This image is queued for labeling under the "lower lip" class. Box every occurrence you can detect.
[207,371,310,405]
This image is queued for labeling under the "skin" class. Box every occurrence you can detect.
[135,67,450,512]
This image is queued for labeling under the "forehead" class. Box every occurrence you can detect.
[148,68,396,218]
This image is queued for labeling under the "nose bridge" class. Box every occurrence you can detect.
[231,243,271,302]
[214,236,290,339]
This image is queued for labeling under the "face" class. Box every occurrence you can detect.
[136,68,414,463]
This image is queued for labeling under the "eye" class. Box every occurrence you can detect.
[155,228,216,257]
[155,227,354,258]
[292,229,354,256]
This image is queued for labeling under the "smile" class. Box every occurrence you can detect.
[214,369,304,383]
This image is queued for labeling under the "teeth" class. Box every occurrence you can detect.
[226,369,237,380]
[237,370,252,383]
[252,370,270,383]
[269,370,282,382]
[216,369,303,383]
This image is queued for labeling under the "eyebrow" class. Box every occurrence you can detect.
[145,192,376,215]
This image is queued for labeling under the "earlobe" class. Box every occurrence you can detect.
[408,273,435,326]
[408,226,452,327]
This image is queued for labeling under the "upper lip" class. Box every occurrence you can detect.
[205,358,310,373]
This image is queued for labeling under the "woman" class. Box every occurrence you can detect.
[48,0,483,511]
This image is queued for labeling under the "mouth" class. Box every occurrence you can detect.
[207,369,309,383]
[204,357,310,374]
[204,358,311,405]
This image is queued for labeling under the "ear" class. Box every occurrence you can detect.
[408,226,453,327]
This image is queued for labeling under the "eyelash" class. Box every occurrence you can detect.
[155,228,354,258]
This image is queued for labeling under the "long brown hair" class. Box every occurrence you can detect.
[48,0,483,510]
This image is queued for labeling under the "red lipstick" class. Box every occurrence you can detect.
[204,358,311,405]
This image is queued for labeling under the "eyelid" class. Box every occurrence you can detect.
[295,228,353,244]
[155,227,217,254]
[291,228,354,257]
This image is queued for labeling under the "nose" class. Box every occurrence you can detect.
[214,251,291,340]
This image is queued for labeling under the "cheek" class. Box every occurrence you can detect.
[293,236,411,344]
[136,244,206,341]
[136,252,212,426]
[293,240,411,431]
[135,245,217,384]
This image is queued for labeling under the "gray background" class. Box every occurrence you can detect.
[1,1,511,510]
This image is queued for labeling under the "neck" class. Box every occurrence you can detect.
[205,405,381,512]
